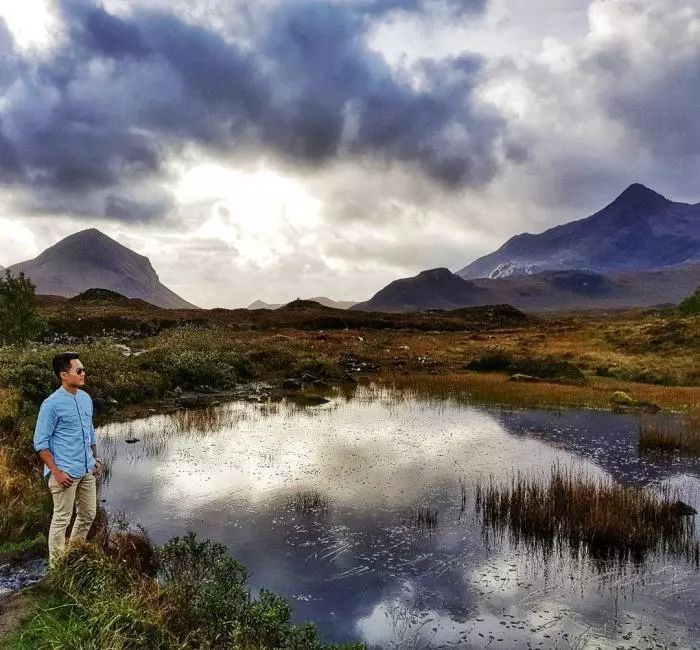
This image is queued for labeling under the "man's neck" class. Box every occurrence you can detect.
[61,383,78,396]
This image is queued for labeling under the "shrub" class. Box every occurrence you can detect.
[679,286,700,315]
[0,269,47,345]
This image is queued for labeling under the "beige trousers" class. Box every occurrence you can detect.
[47,471,97,564]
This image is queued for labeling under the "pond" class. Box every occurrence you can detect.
[98,383,700,649]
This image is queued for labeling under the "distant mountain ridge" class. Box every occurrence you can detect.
[248,297,357,310]
[458,184,700,279]
[8,229,197,309]
[353,263,700,313]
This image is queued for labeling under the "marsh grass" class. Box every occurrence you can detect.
[474,463,700,567]
[404,506,439,532]
[639,411,700,455]
[287,489,333,514]
[379,373,700,412]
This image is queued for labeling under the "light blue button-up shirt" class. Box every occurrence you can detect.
[33,386,97,479]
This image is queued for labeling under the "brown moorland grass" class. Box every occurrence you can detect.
[639,410,700,455]
[377,373,700,412]
[474,464,700,566]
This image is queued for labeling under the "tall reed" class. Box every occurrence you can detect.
[474,463,699,566]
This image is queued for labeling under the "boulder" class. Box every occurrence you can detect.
[671,501,698,517]
[610,391,635,406]
[507,374,541,383]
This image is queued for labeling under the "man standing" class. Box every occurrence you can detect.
[33,352,103,564]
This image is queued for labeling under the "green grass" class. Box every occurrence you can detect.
[5,534,364,650]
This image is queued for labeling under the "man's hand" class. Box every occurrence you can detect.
[53,469,74,488]
[92,459,103,477]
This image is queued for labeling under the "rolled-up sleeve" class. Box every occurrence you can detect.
[34,399,56,452]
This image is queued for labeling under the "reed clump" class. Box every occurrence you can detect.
[474,464,699,566]
[404,506,439,532]
[639,411,700,455]
[287,489,333,514]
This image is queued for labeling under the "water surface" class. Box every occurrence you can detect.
[99,384,700,649]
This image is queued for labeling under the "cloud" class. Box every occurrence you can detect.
[0,0,502,223]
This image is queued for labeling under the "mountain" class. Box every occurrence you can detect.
[247,300,284,310]
[352,263,700,313]
[8,229,197,309]
[458,184,700,279]
[351,268,491,312]
[247,297,357,310]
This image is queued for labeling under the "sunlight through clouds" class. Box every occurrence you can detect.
[0,0,62,52]
[177,165,322,268]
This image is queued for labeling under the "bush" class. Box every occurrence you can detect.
[0,269,47,345]
[679,286,700,315]
[13,534,363,649]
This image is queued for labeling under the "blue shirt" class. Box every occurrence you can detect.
[33,386,97,479]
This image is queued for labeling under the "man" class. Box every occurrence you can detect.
[33,352,103,564]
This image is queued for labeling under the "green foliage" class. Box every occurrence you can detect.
[679,286,700,315]
[10,536,364,649]
[17,358,57,406]
[0,269,47,345]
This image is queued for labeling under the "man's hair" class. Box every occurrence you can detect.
[52,352,80,380]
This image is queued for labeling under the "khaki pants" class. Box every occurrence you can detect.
[47,472,97,564]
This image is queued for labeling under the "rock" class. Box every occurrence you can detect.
[671,500,698,517]
[93,397,110,414]
[106,397,119,408]
[288,394,331,406]
[610,391,635,406]
[507,374,541,383]
[282,378,303,390]
[173,386,183,396]
[125,437,140,444]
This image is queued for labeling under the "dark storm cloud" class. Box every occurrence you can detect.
[104,193,175,222]
[0,0,503,221]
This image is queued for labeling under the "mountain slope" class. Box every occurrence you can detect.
[353,263,700,313]
[352,268,492,312]
[458,184,700,279]
[8,229,197,309]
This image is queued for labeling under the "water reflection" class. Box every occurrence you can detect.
[98,384,700,648]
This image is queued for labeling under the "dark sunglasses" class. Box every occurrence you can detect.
[74,367,86,375]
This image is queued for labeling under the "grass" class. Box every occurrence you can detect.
[370,373,700,412]
[639,410,700,455]
[287,489,333,514]
[5,531,364,649]
[474,463,700,566]
[404,506,439,532]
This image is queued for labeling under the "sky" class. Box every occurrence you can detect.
[0,0,698,308]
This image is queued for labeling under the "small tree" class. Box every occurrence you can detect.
[0,269,47,345]
[679,285,700,316]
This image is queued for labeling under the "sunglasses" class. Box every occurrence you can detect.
[72,367,86,375]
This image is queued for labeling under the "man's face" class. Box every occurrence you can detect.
[61,359,86,388]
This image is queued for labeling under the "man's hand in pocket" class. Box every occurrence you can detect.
[53,469,74,488]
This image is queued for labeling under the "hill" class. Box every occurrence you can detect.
[8,229,197,309]
[247,297,357,310]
